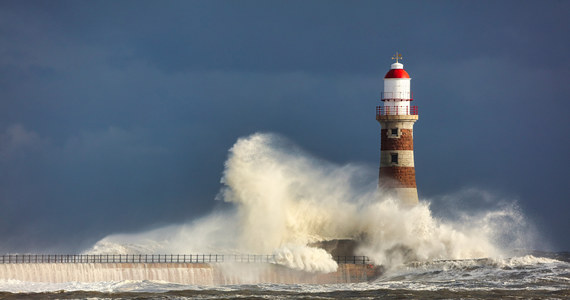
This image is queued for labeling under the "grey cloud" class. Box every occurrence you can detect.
[0,124,48,160]
[62,127,168,159]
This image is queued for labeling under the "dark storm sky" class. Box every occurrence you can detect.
[0,0,568,252]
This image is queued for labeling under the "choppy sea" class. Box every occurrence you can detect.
[0,251,568,299]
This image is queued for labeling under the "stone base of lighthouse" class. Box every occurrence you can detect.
[377,115,419,205]
[384,188,418,205]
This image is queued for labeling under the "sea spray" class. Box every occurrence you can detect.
[87,213,240,255]
[85,133,532,271]
[355,199,501,267]
[217,133,368,253]
[427,188,540,252]
[273,245,338,273]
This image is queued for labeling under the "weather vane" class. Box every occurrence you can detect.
[391,51,403,63]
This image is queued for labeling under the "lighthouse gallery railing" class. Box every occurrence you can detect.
[376,105,418,116]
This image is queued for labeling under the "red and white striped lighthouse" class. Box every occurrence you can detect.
[376,52,419,205]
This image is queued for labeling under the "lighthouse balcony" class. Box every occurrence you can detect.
[376,105,418,116]
[381,92,413,101]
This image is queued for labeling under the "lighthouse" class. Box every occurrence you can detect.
[376,52,419,205]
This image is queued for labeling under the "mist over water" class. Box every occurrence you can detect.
[85,133,536,272]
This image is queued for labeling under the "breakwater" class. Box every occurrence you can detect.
[0,254,379,284]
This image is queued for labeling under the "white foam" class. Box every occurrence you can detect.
[272,244,338,273]
[0,279,197,293]
[83,133,536,272]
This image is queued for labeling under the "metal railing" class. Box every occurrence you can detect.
[0,254,224,264]
[0,254,371,265]
[376,105,418,116]
[334,256,370,265]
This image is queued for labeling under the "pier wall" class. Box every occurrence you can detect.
[0,262,379,284]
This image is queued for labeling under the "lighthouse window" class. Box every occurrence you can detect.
[391,128,398,135]
[391,153,398,164]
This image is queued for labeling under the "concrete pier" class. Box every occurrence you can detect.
[0,254,381,284]
[0,262,380,284]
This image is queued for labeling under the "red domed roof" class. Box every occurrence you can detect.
[384,68,410,79]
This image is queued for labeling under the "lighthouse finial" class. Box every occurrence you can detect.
[391,51,403,63]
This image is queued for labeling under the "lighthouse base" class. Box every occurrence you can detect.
[389,188,419,205]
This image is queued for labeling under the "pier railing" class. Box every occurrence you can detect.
[0,254,371,265]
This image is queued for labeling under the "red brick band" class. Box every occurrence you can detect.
[379,167,417,188]
[381,129,414,150]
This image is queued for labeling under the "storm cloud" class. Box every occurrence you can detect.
[0,0,568,252]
